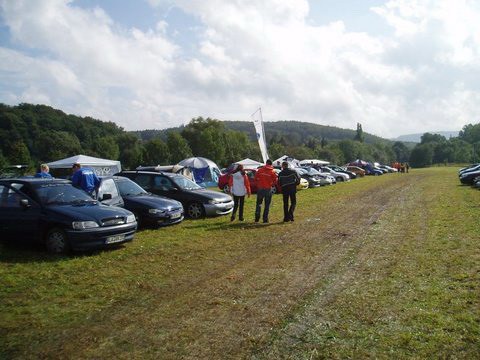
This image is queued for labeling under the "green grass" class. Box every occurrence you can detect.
[1,168,479,359]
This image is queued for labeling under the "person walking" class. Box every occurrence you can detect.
[34,163,52,178]
[254,159,278,223]
[71,163,100,198]
[228,164,251,222]
[278,161,300,222]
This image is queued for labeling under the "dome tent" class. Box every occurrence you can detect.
[177,157,221,188]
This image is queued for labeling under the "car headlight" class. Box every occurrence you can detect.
[208,199,221,204]
[149,208,166,214]
[72,221,99,230]
[126,214,136,223]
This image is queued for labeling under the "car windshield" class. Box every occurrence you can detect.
[305,168,320,175]
[116,178,147,196]
[172,175,202,190]
[295,168,307,175]
[35,183,95,205]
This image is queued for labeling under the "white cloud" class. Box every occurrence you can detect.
[1,0,480,137]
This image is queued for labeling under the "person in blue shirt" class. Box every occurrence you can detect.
[35,164,53,178]
[71,163,100,198]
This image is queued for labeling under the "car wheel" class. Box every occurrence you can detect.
[133,212,142,227]
[45,228,70,254]
[336,176,344,182]
[223,184,230,193]
[187,202,205,219]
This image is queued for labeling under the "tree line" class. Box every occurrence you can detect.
[1,103,479,171]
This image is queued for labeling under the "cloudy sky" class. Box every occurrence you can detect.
[1,0,479,138]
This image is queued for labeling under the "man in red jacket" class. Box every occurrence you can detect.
[254,159,278,223]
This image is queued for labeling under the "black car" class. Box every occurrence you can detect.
[117,171,233,219]
[0,178,137,253]
[112,176,184,227]
[459,169,480,185]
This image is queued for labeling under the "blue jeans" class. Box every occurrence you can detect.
[255,188,272,222]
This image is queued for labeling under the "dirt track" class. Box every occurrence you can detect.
[132,173,420,359]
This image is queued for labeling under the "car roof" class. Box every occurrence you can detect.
[120,170,176,178]
[0,178,70,185]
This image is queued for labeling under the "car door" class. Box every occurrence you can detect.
[98,178,124,207]
[0,183,41,241]
[151,175,186,203]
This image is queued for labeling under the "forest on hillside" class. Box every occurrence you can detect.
[0,103,479,170]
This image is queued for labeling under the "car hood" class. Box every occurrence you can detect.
[47,202,132,222]
[124,194,183,209]
[186,188,232,201]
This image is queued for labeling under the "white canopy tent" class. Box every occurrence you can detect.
[47,154,121,177]
[235,158,263,169]
[273,155,301,168]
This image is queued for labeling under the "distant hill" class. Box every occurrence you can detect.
[133,120,390,145]
[392,131,459,143]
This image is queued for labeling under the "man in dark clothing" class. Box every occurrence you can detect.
[278,161,300,222]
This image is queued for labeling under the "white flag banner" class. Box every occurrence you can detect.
[251,108,269,163]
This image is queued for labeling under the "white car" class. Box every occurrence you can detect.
[320,166,350,182]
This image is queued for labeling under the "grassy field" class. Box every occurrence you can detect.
[1,167,479,359]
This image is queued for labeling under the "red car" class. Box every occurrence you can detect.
[218,169,281,194]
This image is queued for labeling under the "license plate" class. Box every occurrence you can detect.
[106,234,125,244]
[170,211,182,219]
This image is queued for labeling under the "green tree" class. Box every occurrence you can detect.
[117,133,143,169]
[35,130,82,161]
[287,145,314,160]
[143,138,170,165]
[392,141,411,162]
[91,136,120,160]
[223,131,251,166]
[8,140,31,165]
[316,147,341,165]
[354,123,364,143]
[167,132,192,164]
[267,143,286,162]
[420,132,447,144]
[459,123,480,144]
[409,143,434,168]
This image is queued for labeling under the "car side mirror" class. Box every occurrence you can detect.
[20,199,31,209]
[101,193,112,200]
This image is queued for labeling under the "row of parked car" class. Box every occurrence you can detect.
[0,161,396,255]
[458,163,480,186]
[0,169,236,254]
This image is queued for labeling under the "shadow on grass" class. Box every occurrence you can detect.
[183,219,288,231]
[0,240,126,264]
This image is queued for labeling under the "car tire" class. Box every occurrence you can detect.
[45,228,70,254]
[336,176,344,182]
[223,184,230,193]
[187,202,205,219]
[133,212,142,228]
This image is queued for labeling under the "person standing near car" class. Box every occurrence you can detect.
[228,164,251,222]
[254,159,278,223]
[71,163,100,199]
[278,161,300,222]
[34,163,52,178]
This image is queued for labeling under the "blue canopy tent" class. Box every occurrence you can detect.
[177,157,221,188]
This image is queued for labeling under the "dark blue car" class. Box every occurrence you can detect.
[0,178,137,254]
[111,176,184,227]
